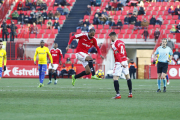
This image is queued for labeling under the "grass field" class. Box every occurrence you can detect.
[0,78,180,120]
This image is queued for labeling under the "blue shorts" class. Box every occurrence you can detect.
[38,64,47,73]
[0,67,2,77]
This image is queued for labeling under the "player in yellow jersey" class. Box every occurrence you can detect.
[0,40,7,80]
[34,40,53,87]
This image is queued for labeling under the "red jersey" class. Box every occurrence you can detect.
[50,48,63,64]
[112,40,128,62]
[68,33,102,54]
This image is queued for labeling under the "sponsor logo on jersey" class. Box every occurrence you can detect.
[82,43,90,47]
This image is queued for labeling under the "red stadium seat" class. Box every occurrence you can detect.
[60,15,66,20]
[94,34,98,38]
[167,15,172,20]
[165,30,170,34]
[42,25,46,29]
[116,11,121,15]
[139,30,144,34]
[76,29,81,34]
[168,34,174,39]
[155,25,160,29]
[124,34,129,39]
[133,30,138,34]
[98,25,103,29]
[94,25,97,29]
[99,34,104,38]
[114,16,118,20]
[101,30,107,34]
[70,59,75,64]
[130,34,136,39]
[104,25,109,29]
[62,59,66,64]
[65,54,70,59]
[37,34,42,38]
[96,30,101,34]
[91,54,97,59]
[146,11,151,15]
[118,34,123,39]
[122,11,127,15]
[167,25,172,30]
[53,29,58,34]
[120,29,126,34]
[67,49,73,53]
[161,25,166,29]
[164,11,169,15]
[71,54,76,59]
[129,25,134,29]
[157,11,163,16]
[120,16,125,20]
[43,34,49,38]
[39,29,44,34]
[46,29,51,34]
[170,20,175,24]
[163,20,169,25]
[152,11,157,16]
[114,29,120,34]
[123,25,128,29]
[154,7,159,11]
[173,15,178,20]
[149,34,154,39]
[148,25,154,29]
[126,30,132,34]
[50,34,55,38]
[30,34,36,38]
[159,7,166,11]
[137,35,142,39]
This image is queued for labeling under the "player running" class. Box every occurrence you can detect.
[66,29,104,86]
[34,40,53,87]
[109,32,132,99]
[47,43,63,85]
[0,40,7,80]
[154,38,173,92]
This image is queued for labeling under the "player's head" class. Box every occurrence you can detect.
[162,38,167,47]
[0,40,3,49]
[54,43,58,49]
[88,29,95,39]
[109,32,117,42]
[40,40,45,47]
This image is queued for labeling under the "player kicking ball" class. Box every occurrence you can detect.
[48,43,63,85]
[154,38,173,92]
[34,40,53,88]
[109,32,132,99]
[66,29,104,86]
[0,40,7,80]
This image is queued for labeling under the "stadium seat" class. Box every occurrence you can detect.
[94,34,98,38]
[168,34,174,39]
[120,16,125,20]
[116,11,121,15]
[120,29,125,34]
[161,25,166,29]
[62,59,66,64]
[165,30,170,34]
[37,34,42,38]
[155,25,160,29]
[146,11,151,15]
[114,29,120,34]
[164,11,169,15]
[159,7,166,11]
[124,34,129,39]
[118,34,123,39]
[67,49,73,53]
[30,34,36,38]
[173,15,178,20]
[170,20,175,24]
[60,16,66,20]
[152,11,157,16]
[137,35,142,39]
[167,15,172,20]
[139,30,144,34]
[50,34,55,38]
[126,30,132,34]
[98,25,103,29]
[104,25,109,29]
[91,54,97,59]
[65,54,70,59]
[96,30,101,34]
[129,25,134,29]
[39,29,44,34]
[130,34,136,39]
[157,11,163,15]
[70,59,75,64]
[149,34,154,39]
[53,29,58,34]
[163,20,169,24]
[154,7,159,11]
[114,16,118,20]
[123,25,128,29]
[122,11,127,15]
[46,29,51,34]
[133,30,138,34]
[43,34,49,38]
[71,54,76,59]
[148,25,154,29]
[42,25,47,29]
[101,30,107,34]
[99,34,104,39]
[167,25,172,29]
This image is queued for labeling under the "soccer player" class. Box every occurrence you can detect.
[34,40,53,87]
[154,38,173,92]
[109,32,132,99]
[48,43,63,85]
[66,29,104,86]
[0,40,7,80]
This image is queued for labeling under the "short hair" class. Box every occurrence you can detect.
[109,32,116,36]
[162,38,167,42]
[89,29,95,33]
[0,40,2,42]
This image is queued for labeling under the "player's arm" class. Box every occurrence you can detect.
[168,48,173,62]
[59,50,63,65]
[154,48,159,61]
[47,48,53,64]
[34,48,38,65]
[3,51,7,71]
[93,40,104,59]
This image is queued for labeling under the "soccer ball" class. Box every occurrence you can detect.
[96,69,104,78]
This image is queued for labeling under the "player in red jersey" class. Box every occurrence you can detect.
[66,29,104,86]
[109,32,132,99]
[48,43,63,85]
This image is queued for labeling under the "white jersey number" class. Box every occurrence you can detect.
[121,46,124,55]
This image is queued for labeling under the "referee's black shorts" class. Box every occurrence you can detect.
[157,62,168,73]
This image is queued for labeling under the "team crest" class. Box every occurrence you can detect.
[44,50,45,52]
[90,40,93,43]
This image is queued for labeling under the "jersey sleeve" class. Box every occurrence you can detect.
[47,48,53,64]
[169,48,173,56]
[93,39,102,55]
[68,33,84,45]
[34,48,38,62]
[154,47,159,55]
[3,50,7,66]
[59,49,63,61]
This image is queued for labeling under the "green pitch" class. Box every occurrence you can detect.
[0,78,180,120]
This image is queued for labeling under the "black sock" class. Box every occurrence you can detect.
[88,60,95,76]
[127,79,132,93]
[75,71,87,79]
[53,71,57,80]
[114,80,119,94]
[49,71,52,81]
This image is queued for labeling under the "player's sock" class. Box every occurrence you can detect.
[163,78,166,87]
[127,79,132,94]
[40,72,45,84]
[75,71,87,79]
[39,71,41,83]
[53,71,57,80]
[114,80,119,94]
[166,75,169,83]
[157,79,161,89]
[49,71,52,81]
[88,60,95,76]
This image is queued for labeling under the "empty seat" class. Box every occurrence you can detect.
[126,30,132,34]
[67,49,73,53]
[137,35,142,39]
[99,34,104,38]
[170,20,175,24]
[43,34,49,38]
[98,25,103,29]
[71,54,76,59]
[123,25,128,29]
[37,34,42,38]
[101,30,107,34]
[65,54,70,59]
[104,25,109,29]
[120,29,125,34]
[39,29,44,34]
[91,54,97,59]
[124,34,129,39]
[168,34,174,39]
[118,34,123,38]
[96,30,101,34]
[30,34,36,38]
[130,34,136,39]
[50,34,55,38]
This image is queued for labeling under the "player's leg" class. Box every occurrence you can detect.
[48,67,53,84]
[112,63,122,99]
[38,64,43,87]
[157,62,162,92]
[161,63,168,92]
[0,67,2,80]
[38,64,47,87]
[166,74,170,85]
[52,64,58,84]
[85,56,101,80]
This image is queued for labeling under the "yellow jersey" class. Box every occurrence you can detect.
[0,49,7,67]
[34,46,53,64]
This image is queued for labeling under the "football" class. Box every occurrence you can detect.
[96,69,104,78]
